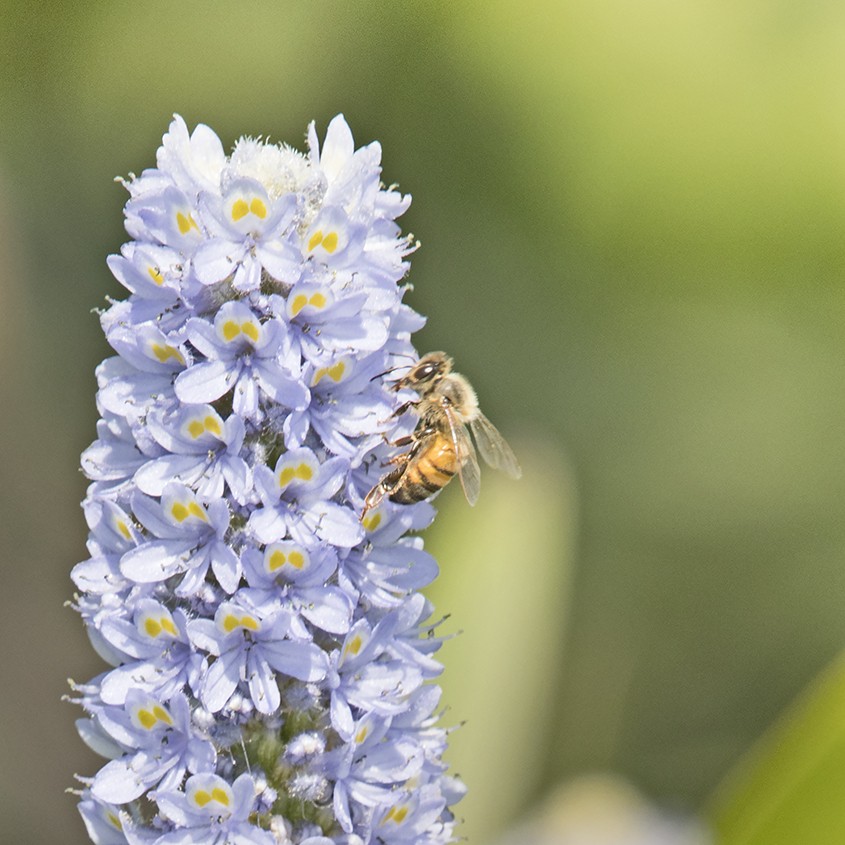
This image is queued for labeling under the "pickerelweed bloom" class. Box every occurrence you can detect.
[72,114,465,845]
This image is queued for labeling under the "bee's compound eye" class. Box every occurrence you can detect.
[416,363,437,381]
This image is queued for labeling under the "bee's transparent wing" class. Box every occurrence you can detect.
[470,412,522,479]
[444,407,481,505]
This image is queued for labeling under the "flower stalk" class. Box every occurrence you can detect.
[71,114,464,845]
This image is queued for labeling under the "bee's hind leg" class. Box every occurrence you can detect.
[361,480,389,522]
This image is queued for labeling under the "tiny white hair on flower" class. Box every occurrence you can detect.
[71,114,465,845]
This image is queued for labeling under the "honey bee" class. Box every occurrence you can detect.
[361,351,521,520]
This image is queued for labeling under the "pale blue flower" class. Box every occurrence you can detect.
[327,613,426,741]
[193,177,301,292]
[120,483,239,595]
[241,542,353,635]
[134,404,251,503]
[129,773,275,845]
[91,691,215,803]
[249,447,361,548]
[78,793,129,845]
[277,285,389,364]
[175,302,308,420]
[96,600,202,706]
[125,184,205,254]
[188,597,328,714]
[81,412,149,497]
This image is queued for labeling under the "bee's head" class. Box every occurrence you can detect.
[399,351,452,392]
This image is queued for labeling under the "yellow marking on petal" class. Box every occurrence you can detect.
[116,519,132,541]
[193,789,212,807]
[148,266,164,285]
[187,420,205,439]
[223,612,260,633]
[231,198,249,221]
[152,343,185,365]
[384,805,409,824]
[153,705,173,725]
[362,512,382,533]
[250,198,267,218]
[137,709,158,730]
[280,463,314,486]
[176,212,197,234]
[268,550,286,571]
[307,230,323,252]
[345,634,363,656]
[222,320,241,341]
[322,231,339,253]
[291,292,329,317]
[144,618,162,637]
[313,361,346,386]
[355,726,368,744]
[241,321,260,343]
[170,500,206,522]
[143,614,178,638]
[279,467,296,487]
[267,547,307,573]
[106,811,122,830]
[211,787,231,806]
[188,415,221,439]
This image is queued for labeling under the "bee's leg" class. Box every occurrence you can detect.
[383,399,419,423]
[361,463,407,522]
[385,450,413,467]
[385,433,415,449]
[361,484,386,522]
[384,423,436,454]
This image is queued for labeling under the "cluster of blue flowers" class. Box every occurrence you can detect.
[71,114,465,845]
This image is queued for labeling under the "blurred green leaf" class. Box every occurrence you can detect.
[709,650,845,845]
[424,441,575,844]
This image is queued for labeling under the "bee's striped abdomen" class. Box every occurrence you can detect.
[389,434,459,504]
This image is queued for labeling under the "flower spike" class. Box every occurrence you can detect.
[72,114,464,844]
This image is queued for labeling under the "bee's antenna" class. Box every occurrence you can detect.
[370,366,399,382]
[369,353,417,382]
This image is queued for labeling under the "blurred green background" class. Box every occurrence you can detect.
[4,1,845,842]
